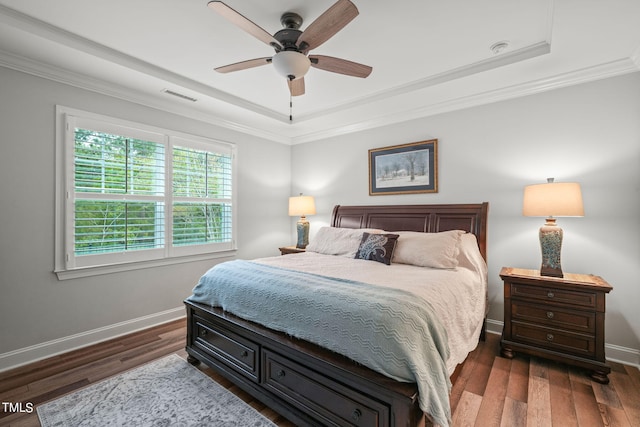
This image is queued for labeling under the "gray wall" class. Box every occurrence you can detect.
[2,65,638,369]
[0,67,291,363]
[291,72,640,358]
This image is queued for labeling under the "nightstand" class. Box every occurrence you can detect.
[278,246,306,255]
[500,267,612,384]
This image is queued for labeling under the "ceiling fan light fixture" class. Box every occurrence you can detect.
[272,51,311,80]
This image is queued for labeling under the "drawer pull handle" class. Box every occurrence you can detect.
[240,350,249,358]
[352,409,362,421]
[546,334,554,341]
[547,292,555,298]
[546,311,554,319]
[277,369,286,378]
[200,329,207,337]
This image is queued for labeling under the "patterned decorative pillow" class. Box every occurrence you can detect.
[354,232,400,265]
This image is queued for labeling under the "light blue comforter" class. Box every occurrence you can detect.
[188,259,452,426]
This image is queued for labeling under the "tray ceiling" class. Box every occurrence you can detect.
[0,0,638,144]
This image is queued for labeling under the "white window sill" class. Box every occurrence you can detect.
[55,250,237,280]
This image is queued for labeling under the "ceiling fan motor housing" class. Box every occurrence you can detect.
[273,13,308,80]
[274,29,302,51]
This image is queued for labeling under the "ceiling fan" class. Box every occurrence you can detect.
[208,0,372,96]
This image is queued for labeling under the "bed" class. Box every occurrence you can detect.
[184,203,489,427]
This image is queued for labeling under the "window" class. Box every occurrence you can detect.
[55,107,236,278]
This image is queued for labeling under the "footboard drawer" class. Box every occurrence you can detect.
[263,349,390,427]
[193,314,259,382]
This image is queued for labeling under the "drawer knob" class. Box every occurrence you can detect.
[352,409,362,421]
[240,350,249,358]
[277,369,286,378]
[547,292,555,298]
[199,329,207,337]
[546,311,554,319]
[546,334,554,341]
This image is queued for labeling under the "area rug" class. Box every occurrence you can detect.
[37,354,277,426]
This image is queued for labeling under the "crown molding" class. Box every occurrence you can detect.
[0,3,551,125]
[290,57,640,145]
[0,48,291,145]
[294,41,551,124]
[2,3,639,146]
[2,22,638,148]
[631,45,640,69]
[3,47,637,147]
[0,3,287,123]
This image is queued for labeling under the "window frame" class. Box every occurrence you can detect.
[54,106,237,280]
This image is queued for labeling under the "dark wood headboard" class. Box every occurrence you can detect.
[331,203,489,261]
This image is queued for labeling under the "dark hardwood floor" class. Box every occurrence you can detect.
[1,319,638,426]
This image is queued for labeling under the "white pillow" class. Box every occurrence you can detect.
[306,227,384,258]
[391,230,465,268]
[457,233,487,275]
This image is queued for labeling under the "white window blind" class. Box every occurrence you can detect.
[73,129,166,257]
[57,108,236,274]
[169,139,234,257]
[172,145,232,248]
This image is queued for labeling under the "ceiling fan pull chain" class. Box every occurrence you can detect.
[289,93,293,122]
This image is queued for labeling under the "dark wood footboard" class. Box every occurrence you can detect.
[186,301,426,427]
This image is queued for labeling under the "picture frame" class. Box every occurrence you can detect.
[369,139,438,195]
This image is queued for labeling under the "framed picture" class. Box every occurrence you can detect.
[369,139,438,195]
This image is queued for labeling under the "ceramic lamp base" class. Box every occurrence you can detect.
[296,216,310,249]
[539,218,563,277]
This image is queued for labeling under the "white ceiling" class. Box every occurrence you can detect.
[0,0,638,144]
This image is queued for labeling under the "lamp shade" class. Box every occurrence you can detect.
[272,51,311,80]
[288,195,316,217]
[523,180,584,217]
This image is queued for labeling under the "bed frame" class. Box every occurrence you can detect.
[185,203,488,427]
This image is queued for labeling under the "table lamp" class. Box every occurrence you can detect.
[289,193,316,249]
[523,178,584,277]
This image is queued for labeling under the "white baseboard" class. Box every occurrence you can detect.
[485,318,506,336]
[0,307,185,373]
[605,344,640,368]
[2,312,638,373]
[485,318,640,369]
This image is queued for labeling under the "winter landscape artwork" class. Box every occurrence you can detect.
[369,139,438,195]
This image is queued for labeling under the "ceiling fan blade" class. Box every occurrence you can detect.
[208,1,282,50]
[309,55,372,78]
[215,57,272,73]
[296,0,358,53]
[288,78,305,96]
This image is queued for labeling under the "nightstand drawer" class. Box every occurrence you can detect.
[511,302,596,333]
[512,322,595,358]
[511,283,597,309]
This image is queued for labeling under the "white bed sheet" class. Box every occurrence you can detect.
[255,249,487,375]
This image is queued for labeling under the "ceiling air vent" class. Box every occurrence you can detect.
[162,89,197,102]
